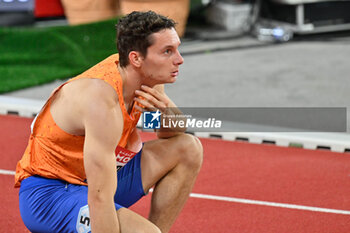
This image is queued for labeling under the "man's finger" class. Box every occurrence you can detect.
[134,97,154,109]
[140,85,167,101]
[139,86,169,107]
[134,104,145,113]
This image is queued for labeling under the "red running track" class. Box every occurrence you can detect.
[1,114,350,232]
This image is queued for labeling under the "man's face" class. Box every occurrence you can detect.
[139,28,184,85]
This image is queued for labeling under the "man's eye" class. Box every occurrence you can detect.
[165,49,172,54]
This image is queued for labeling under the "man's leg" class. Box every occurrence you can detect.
[117,208,161,233]
[19,176,161,233]
[141,133,203,233]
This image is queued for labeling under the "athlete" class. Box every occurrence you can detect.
[15,11,203,233]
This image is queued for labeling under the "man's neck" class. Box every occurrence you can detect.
[118,65,142,112]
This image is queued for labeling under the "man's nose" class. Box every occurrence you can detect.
[174,50,184,65]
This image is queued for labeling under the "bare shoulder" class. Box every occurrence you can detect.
[67,78,116,98]
[80,78,124,148]
[71,79,121,125]
[51,78,120,136]
[57,78,118,111]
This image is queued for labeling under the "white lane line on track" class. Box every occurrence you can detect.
[0,169,15,175]
[2,169,350,215]
[189,193,350,215]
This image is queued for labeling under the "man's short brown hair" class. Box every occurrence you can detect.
[116,11,176,67]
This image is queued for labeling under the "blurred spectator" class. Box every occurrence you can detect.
[120,0,190,37]
[60,0,190,37]
[61,0,120,25]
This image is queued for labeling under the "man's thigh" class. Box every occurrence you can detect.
[19,176,123,233]
[20,176,89,232]
[20,175,158,233]
[140,134,193,193]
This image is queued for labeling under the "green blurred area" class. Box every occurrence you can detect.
[0,1,207,94]
[0,18,119,94]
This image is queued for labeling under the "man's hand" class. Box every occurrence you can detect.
[134,85,170,113]
[134,85,186,138]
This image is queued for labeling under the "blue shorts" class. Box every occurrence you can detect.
[19,151,146,233]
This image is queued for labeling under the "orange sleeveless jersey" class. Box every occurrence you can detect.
[15,54,141,187]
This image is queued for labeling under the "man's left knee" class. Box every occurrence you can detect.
[177,133,203,171]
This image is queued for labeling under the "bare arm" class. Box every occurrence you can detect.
[82,80,123,233]
[134,84,186,139]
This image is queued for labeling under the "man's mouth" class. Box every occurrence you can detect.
[171,70,179,77]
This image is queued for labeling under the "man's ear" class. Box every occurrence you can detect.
[128,51,143,68]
